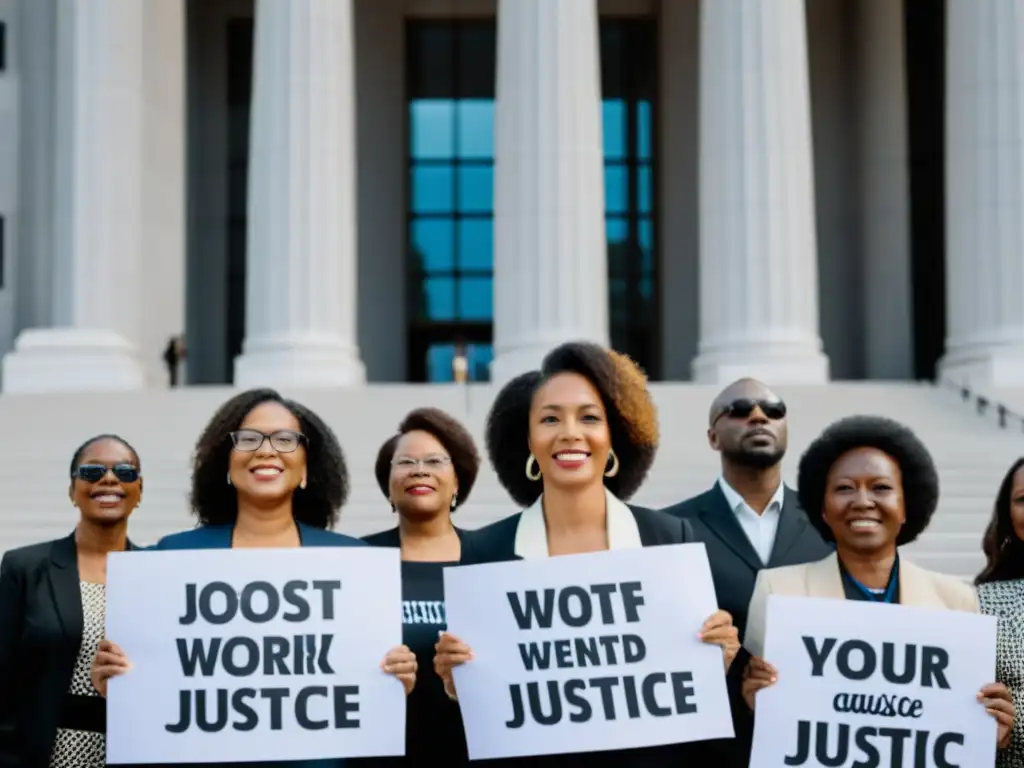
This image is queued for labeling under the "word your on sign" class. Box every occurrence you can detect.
[444,543,734,760]
[749,595,998,768]
[104,548,404,765]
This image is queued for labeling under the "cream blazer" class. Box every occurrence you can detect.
[743,551,980,659]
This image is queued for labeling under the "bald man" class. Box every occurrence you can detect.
[662,378,831,638]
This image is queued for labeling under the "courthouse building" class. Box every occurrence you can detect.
[0,0,1019,391]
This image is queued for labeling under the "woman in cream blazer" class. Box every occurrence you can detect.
[741,416,1014,753]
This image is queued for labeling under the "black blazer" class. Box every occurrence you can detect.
[0,532,137,768]
[661,484,831,639]
[455,499,734,766]
[661,484,832,758]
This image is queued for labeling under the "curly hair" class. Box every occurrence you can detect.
[190,388,349,529]
[797,415,939,546]
[374,407,481,508]
[975,457,1024,585]
[70,434,141,477]
[485,341,659,507]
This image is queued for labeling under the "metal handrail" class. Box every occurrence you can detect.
[939,378,1024,432]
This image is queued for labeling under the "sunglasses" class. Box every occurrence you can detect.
[714,398,787,424]
[75,464,140,483]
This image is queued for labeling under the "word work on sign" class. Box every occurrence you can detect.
[167,579,357,734]
[104,547,404,765]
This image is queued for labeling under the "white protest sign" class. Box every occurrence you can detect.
[750,595,998,768]
[105,547,405,764]
[443,542,734,760]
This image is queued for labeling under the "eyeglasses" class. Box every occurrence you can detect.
[230,429,305,453]
[74,464,140,483]
[713,398,787,424]
[392,455,453,472]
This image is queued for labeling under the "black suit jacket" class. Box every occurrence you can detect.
[457,503,735,766]
[0,532,137,768]
[661,484,832,759]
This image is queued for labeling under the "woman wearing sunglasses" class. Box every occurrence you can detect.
[90,388,416,768]
[0,434,143,768]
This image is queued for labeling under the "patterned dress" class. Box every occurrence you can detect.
[49,581,106,768]
[979,578,1024,768]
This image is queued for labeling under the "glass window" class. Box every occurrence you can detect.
[458,219,493,271]
[421,277,456,321]
[458,277,493,320]
[410,101,455,160]
[603,101,626,160]
[411,219,455,273]
[408,21,497,382]
[411,166,454,214]
[605,165,629,215]
[457,165,493,214]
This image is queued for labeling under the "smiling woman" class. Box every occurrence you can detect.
[0,433,142,768]
[89,390,420,767]
[739,416,1016,755]
[433,341,742,765]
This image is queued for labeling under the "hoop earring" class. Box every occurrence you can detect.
[605,449,620,478]
[450,492,458,512]
[525,453,542,481]
[226,472,232,486]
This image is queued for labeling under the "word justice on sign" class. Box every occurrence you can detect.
[166,579,359,734]
[783,637,965,768]
[503,581,699,729]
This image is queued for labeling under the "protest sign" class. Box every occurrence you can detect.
[105,547,404,764]
[443,543,733,759]
[750,595,998,768]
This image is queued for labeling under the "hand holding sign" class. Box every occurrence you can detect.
[697,610,740,671]
[434,631,473,700]
[92,639,131,697]
[978,682,1015,749]
[381,645,417,695]
[741,656,777,711]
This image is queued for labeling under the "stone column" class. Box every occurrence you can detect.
[940,0,1024,389]
[2,0,145,393]
[490,0,609,383]
[233,0,365,388]
[691,0,829,384]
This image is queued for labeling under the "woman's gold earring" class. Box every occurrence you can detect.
[525,453,542,481]
[300,477,307,490]
[604,449,620,478]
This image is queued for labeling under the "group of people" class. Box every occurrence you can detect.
[1,340,1022,767]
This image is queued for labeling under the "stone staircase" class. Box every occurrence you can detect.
[0,383,1018,580]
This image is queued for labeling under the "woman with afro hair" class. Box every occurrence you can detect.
[741,415,1015,752]
[90,389,416,768]
[434,341,741,765]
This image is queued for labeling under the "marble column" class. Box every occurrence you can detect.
[2,0,146,393]
[940,0,1024,389]
[691,0,829,384]
[490,0,609,383]
[233,0,365,388]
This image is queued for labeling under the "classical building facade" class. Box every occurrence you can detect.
[0,0,1020,391]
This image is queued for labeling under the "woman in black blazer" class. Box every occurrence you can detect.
[435,341,741,766]
[360,407,481,765]
[0,433,143,768]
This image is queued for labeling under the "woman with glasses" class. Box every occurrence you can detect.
[0,434,143,768]
[90,388,416,767]
[358,407,481,765]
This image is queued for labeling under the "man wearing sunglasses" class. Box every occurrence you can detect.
[662,378,832,759]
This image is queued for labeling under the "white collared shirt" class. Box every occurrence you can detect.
[717,476,784,565]
[513,487,643,559]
